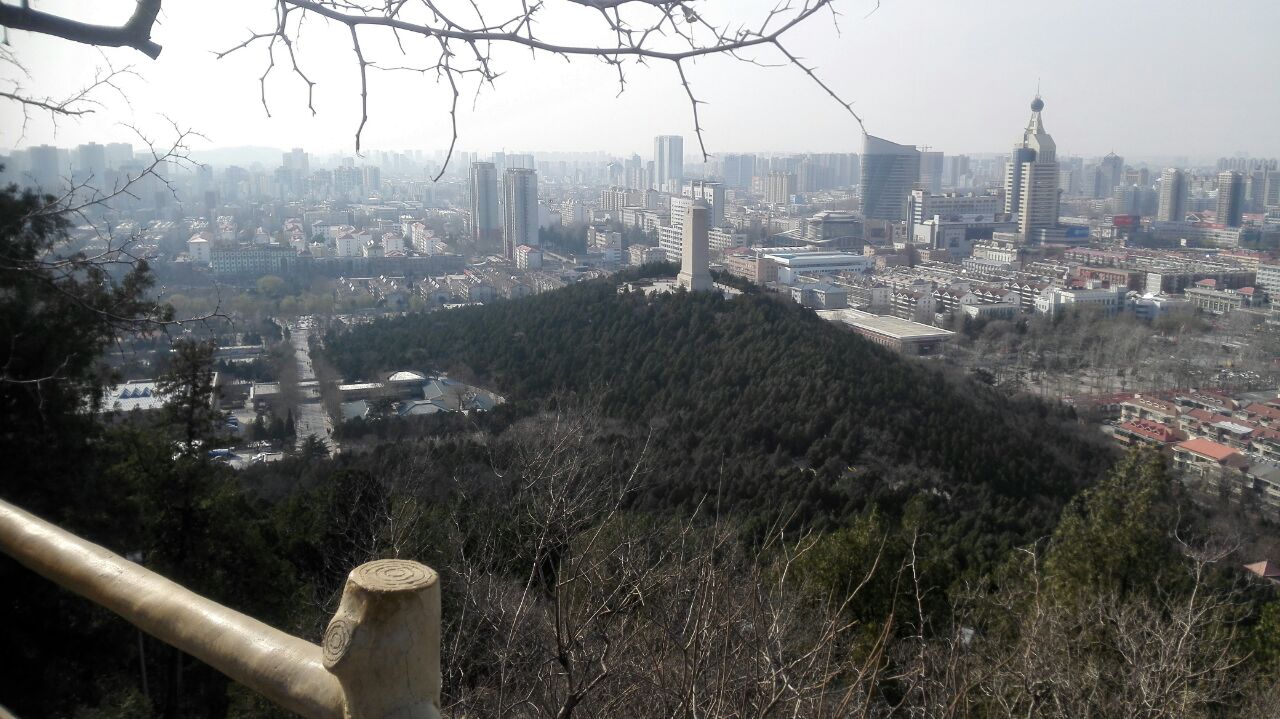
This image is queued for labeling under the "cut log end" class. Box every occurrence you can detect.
[351,559,438,593]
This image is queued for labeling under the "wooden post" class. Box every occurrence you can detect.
[323,560,442,719]
[0,499,441,719]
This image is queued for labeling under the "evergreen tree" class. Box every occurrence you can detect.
[1045,447,1180,601]
[157,339,219,453]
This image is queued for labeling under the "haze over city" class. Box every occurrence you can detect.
[2,0,1279,160]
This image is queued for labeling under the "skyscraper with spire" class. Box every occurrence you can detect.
[1003,95,1060,243]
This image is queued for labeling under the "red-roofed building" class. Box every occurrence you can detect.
[1176,390,1238,413]
[1248,427,1280,465]
[1113,419,1187,447]
[1179,408,1231,436]
[1121,395,1181,425]
[1173,439,1250,487]
[1244,403,1280,426]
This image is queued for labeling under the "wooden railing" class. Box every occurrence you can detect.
[0,498,440,719]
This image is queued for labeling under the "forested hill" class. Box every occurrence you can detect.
[325,279,1114,571]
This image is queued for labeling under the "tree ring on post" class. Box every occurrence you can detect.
[352,559,436,593]
[322,617,354,667]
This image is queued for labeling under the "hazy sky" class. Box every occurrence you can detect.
[2,0,1279,162]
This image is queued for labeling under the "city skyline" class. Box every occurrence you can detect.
[2,1,1279,160]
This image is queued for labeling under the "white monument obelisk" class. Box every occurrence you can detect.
[677,199,712,291]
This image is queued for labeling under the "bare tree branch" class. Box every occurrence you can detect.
[0,0,163,58]
[219,0,871,174]
[0,48,138,142]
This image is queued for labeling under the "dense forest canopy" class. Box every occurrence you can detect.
[325,273,1115,572]
[4,232,1279,715]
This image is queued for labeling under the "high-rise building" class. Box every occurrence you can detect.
[623,154,647,190]
[677,200,712,292]
[1094,152,1125,198]
[502,168,538,258]
[653,135,684,192]
[1156,168,1188,222]
[284,148,309,176]
[469,162,501,253]
[684,180,726,228]
[722,153,756,189]
[26,144,61,192]
[1216,171,1245,228]
[765,171,797,205]
[506,153,535,170]
[919,151,944,194]
[104,142,134,169]
[860,135,920,222]
[73,143,106,185]
[944,155,971,189]
[1004,96,1060,243]
[1004,146,1036,216]
[362,166,381,195]
[1264,170,1280,209]
[279,148,310,196]
[1246,169,1268,212]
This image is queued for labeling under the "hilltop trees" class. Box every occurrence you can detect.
[1044,447,1182,601]
[323,275,1115,573]
[0,179,169,512]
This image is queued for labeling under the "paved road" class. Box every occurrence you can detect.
[287,319,337,453]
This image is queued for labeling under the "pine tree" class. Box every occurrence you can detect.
[1045,447,1179,601]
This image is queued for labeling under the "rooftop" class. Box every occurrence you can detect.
[816,309,956,342]
[1117,419,1185,443]
[101,380,166,413]
[388,370,427,383]
[1244,560,1280,580]
[1175,437,1245,464]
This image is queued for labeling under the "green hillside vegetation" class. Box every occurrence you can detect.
[6,176,1278,719]
[325,272,1114,575]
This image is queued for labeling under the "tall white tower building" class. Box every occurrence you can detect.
[469,162,501,253]
[1005,96,1060,243]
[1156,168,1188,222]
[683,180,726,228]
[677,200,712,292]
[502,168,539,258]
[653,135,684,193]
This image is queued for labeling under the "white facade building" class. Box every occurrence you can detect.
[187,236,211,265]
[763,250,875,284]
[335,232,362,257]
[1035,283,1125,316]
[683,181,726,228]
[515,245,543,270]
[1005,96,1060,243]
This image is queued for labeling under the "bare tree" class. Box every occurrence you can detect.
[0,47,138,141]
[438,405,888,718]
[216,0,871,177]
[927,540,1254,719]
[4,1,873,177]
